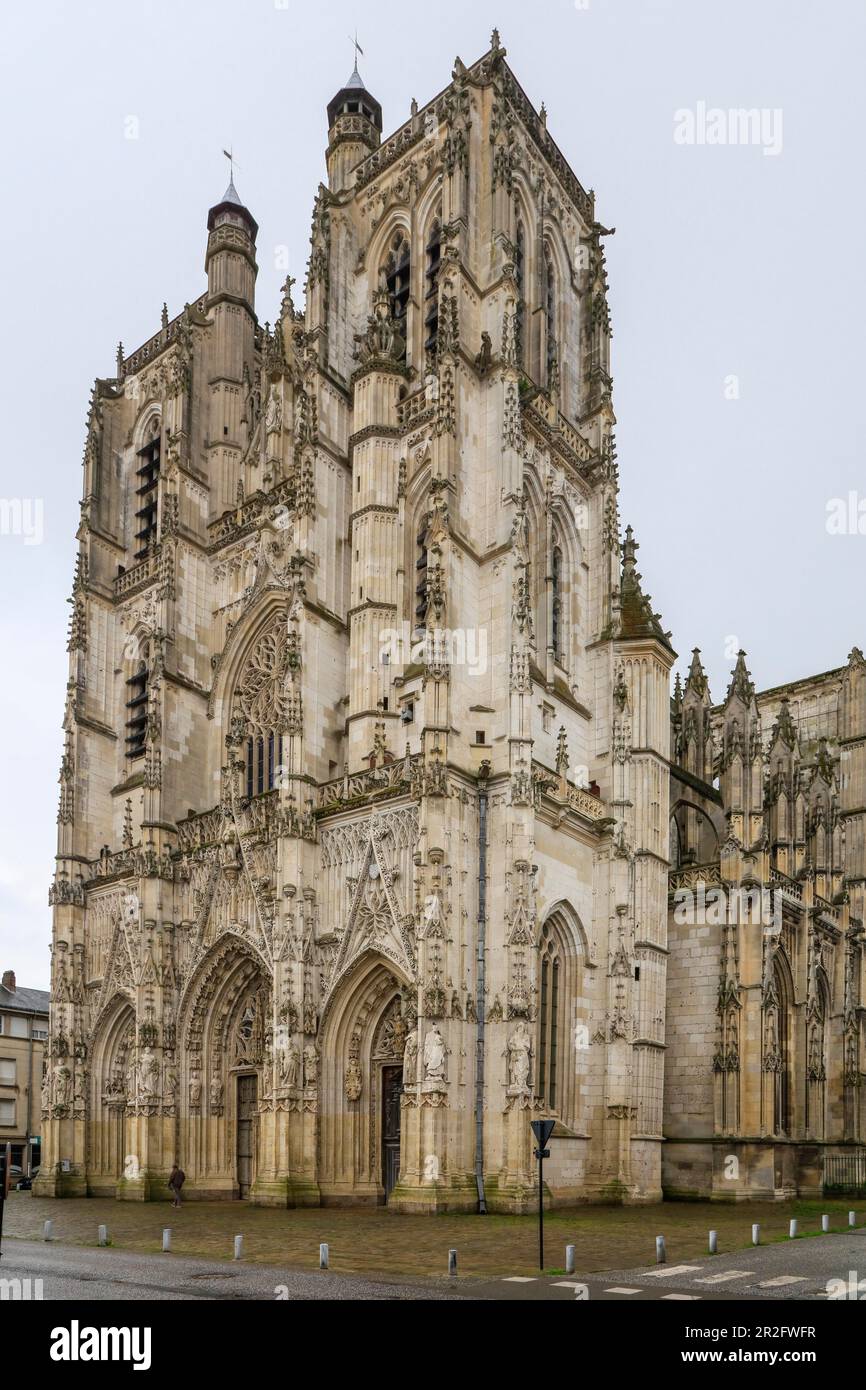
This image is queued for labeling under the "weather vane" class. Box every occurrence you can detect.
[222,146,239,183]
[348,30,364,71]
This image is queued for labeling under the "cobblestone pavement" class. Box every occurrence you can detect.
[4,1193,862,1279]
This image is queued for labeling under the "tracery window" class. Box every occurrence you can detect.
[234,622,295,797]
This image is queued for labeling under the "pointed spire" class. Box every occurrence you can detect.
[618,525,674,651]
[725,650,755,706]
[770,697,797,750]
[684,647,709,699]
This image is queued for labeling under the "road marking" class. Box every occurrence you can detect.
[663,1294,702,1301]
[503,1276,537,1283]
[552,1281,584,1289]
[643,1265,704,1278]
[694,1271,755,1285]
[604,1287,641,1295]
[758,1276,807,1287]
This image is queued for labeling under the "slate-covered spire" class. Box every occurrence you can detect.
[618,526,674,651]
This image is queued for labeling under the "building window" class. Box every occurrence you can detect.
[134,421,161,560]
[32,1027,48,1042]
[0,1099,14,1125]
[0,1058,15,1085]
[538,917,576,1116]
[551,544,563,662]
[543,246,557,385]
[385,234,410,362]
[245,733,284,797]
[424,218,442,366]
[4,1015,28,1040]
[125,660,149,760]
[515,220,525,365]
[414,517,430,634]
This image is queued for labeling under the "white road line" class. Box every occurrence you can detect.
[503,1276,537,1283]
[694,1271,755,1285]
[552,1281,584,1289]
[758,1276,808,1288]
[604,1287,642,1295]
[662,1294,702,1301]
[643,1265,704,1278]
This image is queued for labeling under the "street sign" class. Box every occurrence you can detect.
[531,1119,555,1148]
[529,1119,556,1270]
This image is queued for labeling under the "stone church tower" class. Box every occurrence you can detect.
[39,34,675,1210]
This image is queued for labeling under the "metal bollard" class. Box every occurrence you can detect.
[162,1228,171,1252]
[656,1235,666,1264]
[709,1230,718,1255]
[565,1244,576,1275]
[752,1223,760,1246]
[789,1219,798,1239]
[43,1220,53,1242]
[850,1211,857,1229]
[234,1235,243,1261]
[319,1242,329,1270]
[98,1224,108,1247]
[448,1248,458,1277]
[822,1214,830,1233]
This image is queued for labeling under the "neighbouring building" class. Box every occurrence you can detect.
[666,648,866,1198]
[37,33,864,1209]
[0,971,49,1178]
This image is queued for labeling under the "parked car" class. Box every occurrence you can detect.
[15,1167,38,1191]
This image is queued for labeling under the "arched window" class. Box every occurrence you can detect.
[134,417,161,560]
[233,621,293,797]
[537,915,580,1119]
[385,234,410,363]
[551,544,563,663]
[764,960,791,1136]
[414,517,430,635]
[514,220,526,366]
[424,218,442,367]
[125,657,149,759]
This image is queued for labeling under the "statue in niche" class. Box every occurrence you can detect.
[507,1021,532,1092]
[423,1026,446,1082]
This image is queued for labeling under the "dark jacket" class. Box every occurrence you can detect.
[168,1168,186,1190]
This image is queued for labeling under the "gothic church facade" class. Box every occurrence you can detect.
[38,35,864,1209]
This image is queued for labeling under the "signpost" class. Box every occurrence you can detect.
[530,1119,555,1271]
[0,1141,11,1259]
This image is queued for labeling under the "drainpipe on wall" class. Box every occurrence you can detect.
[475,765,490,1214]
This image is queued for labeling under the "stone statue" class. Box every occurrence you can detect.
[423,1026,446,1082]
[189,1073,202,1106]
[138,1047,160,1099]
[283,1041,300,1090]
[41,1067,50,1113]
[507,1021,532,1091]
[265,386,282,435]
[345,1058,362,1102]
[210,1073,223,1109]
[303,1044,318,1090]
[403,1028,418,1082]
[54,1064,71,1108]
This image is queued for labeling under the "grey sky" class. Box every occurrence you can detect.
[1,0,863,987]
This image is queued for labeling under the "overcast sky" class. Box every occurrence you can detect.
[1,0,863,987]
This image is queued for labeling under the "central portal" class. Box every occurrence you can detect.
[381,1065,403,1198]
[236,1074,258,1198]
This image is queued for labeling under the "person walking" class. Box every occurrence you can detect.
[168,1164,186,1207]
